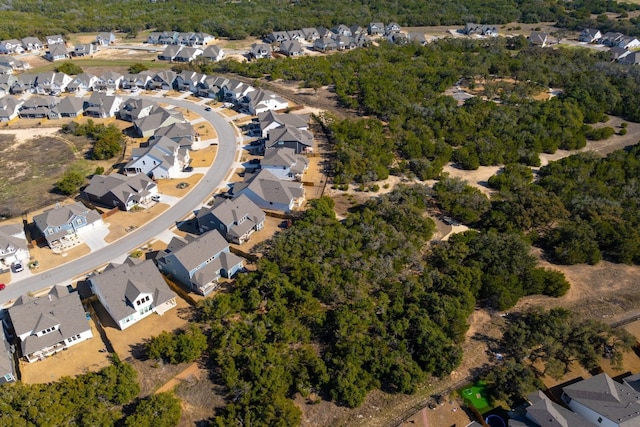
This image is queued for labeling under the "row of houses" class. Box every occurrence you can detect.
[0,91,122,121]
[265,22,401,44]
[147,31,214,46]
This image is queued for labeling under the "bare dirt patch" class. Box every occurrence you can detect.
[20,320,111,384]
[194,121,217,140]
[103,203,170,244]
[27,242,91,275]
[156,174,203,197]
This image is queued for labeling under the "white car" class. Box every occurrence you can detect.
[151,194,161,202]
[12,261,24,273]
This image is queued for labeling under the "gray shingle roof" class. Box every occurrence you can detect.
[90,259,176,323]
[8,286,90,356]
[266,125,314,148]
[32,202,102,240]
[234,169,304,205]
[163,229,230,272]
[563,373,640,426]
[258,111,309,134]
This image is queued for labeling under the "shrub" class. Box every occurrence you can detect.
[55,62,83,75]
[56,169,84,195]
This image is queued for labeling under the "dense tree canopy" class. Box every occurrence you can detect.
[1,0,638,40]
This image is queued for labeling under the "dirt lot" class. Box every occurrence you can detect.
[194,121,217,140]
[20,320,111,384]
[103,203,170,244]
[156,174,204,197]
[190,144,217,167]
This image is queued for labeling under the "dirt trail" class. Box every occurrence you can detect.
[155,362,200,394]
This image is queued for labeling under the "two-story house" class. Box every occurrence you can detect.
[83,92,122,118]
[157,230,244,296]
[197,194,265,244]
[32,201,103,250]
[118,98,155,122]
[82,173,158,211]
[232,169,305,212]
[123,136,190,178]
[260,147,309,181]
[0,224,29,271]
[89,258,177,330]
[7,286,93,362]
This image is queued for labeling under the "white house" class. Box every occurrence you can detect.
[89,259,177,330]
[242,89,288,115]
[8,286,93,362]
[123,136,190,179]
[202,45,224,61]
[260,147,309,181]
[233,169,305,212]
[0,224,29,270]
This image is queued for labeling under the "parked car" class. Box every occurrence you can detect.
[12,261,23,273]
[0,284,5,291]
[205,107,212,111]
[151,194,161,202]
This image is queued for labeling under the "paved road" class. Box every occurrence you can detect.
[0,96,240,305]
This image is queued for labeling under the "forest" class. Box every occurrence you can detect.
[192,192,569,425]
[0,0,639,40]
[0,356,182,426]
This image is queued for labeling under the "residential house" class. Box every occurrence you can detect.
[149,70,177,90]
[619,51,640,64]
[72,43,96,57]
[32,201,103,250]
[331,24,352,37]
[83,173,157,211]
[175,70,207,92]
[287,30,305,41]
[0,224,29,270]
[529,31,549,47]
[317,26,332,38]
[368,22,385,36]
[21,37,43,51]
[95,71,124,91]
[89,259,177,330]
[301,27,320,41]
[463,23,498,37]
[408,32,428,45]
[66,72,98,93]
[354,33,371,48]
[202,45,224,61]
[121,71,154,90]
[561,372,640,427]
[280,40,304,57]
[197,75,229,98]
[0,57,29,72]
[10,73,38,94]
[350,25,366,36]
[118,98,156,122]
[7,286,93,363]
[0,39,24,54]
[179,32,214,46]
[83,92,122,118]
[45,35,64,46]
[313,37,338,52]
[123,136,190,178]
[508,390,588,427]
[157,31,180,45]
[258,110,309,138]
[232,169,305,212]
[579,28,602,43]
[385,22,402,35]
[242,89,288,115]
[157,230,244,295]
[222,79,255,103]
[260,147,309,181]
[335,34,357,50]
[173,47,202,63]
[56,96,85,118]
[197,194,265,244]
[0,75,17,97]
[611,46,631,61]
[132,106,185,137]
[0,97,22,121]
[267,31,290,43]
[0,65,12,76]
[250,43,271,59]
[95,32,115,45]
[600,32,625,47]
[0,328,16,384]
[35,71,72,95]
[18,96,59,119]
[618,36,640,50]
[266,124,314,153]
[158,44,183,61]
[46,44,68,61]
[148,121,197,149]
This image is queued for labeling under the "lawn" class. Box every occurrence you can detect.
[460,382,490,413]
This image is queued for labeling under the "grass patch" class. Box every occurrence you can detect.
[460,382,490,413]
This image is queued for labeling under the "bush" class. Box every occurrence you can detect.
[619,128,627,136]
[56,169,85,195]
[124,393,181,427]
[94,166,105,175]
[146,325,207,364]
[55,62,83,75]
[585,126,615,141]
[128,63,149,74]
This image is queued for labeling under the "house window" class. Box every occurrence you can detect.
[76,218,82,225]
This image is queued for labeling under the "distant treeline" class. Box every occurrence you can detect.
[1,0,640,40]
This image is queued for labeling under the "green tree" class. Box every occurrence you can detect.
[125,393,181,427]
[56,169,84,195]
[128,63,149,74]
[55,62,83,75]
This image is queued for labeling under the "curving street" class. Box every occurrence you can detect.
[0,95,241,305]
